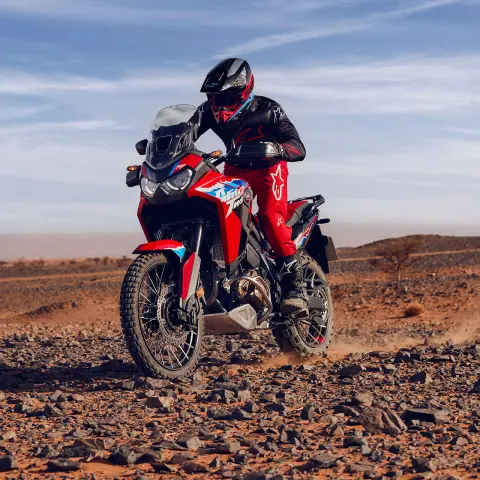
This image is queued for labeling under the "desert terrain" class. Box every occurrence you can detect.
[0,235,479,479]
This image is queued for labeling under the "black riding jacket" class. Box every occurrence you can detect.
[194,95,306,169]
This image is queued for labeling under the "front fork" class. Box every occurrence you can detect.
[179,222,203,309]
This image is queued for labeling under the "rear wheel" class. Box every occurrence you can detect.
[120,253,203,379]
[272,253,334,358]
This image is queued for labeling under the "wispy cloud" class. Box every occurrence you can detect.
[0,0,329,28]
[0,0,232,26]
[0,69,199,96]
[0,70,113,95]
[0,104,54,121]
[3,53,480,116]
[251,0,354,13]
[441,127,480,136]
[292,137,480,179]
[256,55,480,114]
[0,120,131,134]
[216,0,464,56]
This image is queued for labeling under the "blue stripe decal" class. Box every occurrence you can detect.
[168,161,180,175]
[171,246,186,259]
[227,90,255,123]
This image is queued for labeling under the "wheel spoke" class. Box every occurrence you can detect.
[140,292,156,308]
[146,271,159,296]
[169,346,182,367]
[177,343,189,361]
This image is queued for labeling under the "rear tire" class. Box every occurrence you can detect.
[120,253,204,379]
[272,253,334,358]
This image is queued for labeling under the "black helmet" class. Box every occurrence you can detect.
[201,58,254,124]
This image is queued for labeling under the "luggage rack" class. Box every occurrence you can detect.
[291,194,325,205]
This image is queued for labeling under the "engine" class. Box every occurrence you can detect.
[231,270,271,312]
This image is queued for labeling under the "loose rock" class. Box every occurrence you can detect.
[358,406,407,435]
[409,371,433,384]
[47,459,82,472]
[339,364,366,378]
[0,455,18,472]
[402,408,450,425]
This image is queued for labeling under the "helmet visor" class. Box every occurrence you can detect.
[207,92,243,111]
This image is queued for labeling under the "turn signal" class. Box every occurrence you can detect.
[209,150,223,158]
[127,165,139,172]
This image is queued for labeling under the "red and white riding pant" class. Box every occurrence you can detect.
[224,161,296,257]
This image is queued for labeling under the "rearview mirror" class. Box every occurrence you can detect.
[135,139,148,155]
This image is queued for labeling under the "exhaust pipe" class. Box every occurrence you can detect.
[225,275,273,321]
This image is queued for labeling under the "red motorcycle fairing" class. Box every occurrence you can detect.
[188,171,250,266]
[171,153,204,174]
[287,200,308,221]
[137,196,152,241]
[293,214,319,250]
[133,239,200,307]
[181,252,200,302]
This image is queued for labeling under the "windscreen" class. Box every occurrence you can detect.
[151,104,197,131]
[146,104,199,173]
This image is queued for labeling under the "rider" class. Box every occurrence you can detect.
[194,58,308,317]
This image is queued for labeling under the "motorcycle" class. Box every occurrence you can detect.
[120,104,338,379]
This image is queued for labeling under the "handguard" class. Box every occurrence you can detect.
[227,142,283,167]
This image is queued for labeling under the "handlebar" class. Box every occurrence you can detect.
[206,142,280,169]
[212,156,226,167]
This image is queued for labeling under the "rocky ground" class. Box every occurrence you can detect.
[0,244,479,479]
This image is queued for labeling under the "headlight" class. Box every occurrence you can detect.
[162,168,194,192]
[140,177,159,197]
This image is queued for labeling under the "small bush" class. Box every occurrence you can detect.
[370,238,421,284]
[13,258,25,269]
[93,257,101,264]
[32,258,46,268]
[69,259,77,265]
[404,303,425,318]
[0,260,8,268]
[116,255,130,267]
[102,256,110,265]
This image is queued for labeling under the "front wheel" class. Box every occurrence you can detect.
[272,253,334,358]
[120,253,204,379]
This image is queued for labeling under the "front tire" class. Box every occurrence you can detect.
[120,253,204,379]
[272,253,334,358]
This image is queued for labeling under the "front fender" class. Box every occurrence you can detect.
[133,240,186,259]
[133,240,200,307]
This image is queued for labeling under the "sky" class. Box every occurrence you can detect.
[0,0,479,238]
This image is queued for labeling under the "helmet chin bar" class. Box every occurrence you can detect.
[226,91,255,123]
[211,90,255,124]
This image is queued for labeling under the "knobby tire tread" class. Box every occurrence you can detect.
[272,253,334,358]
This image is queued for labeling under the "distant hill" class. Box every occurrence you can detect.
[338,235,480,259]
[1,229,480,261]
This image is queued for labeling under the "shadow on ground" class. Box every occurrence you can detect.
[0,360,138,393]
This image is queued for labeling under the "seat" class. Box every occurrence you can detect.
[286,200,310,227]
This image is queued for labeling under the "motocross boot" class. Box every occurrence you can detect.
[277,255,309,317]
